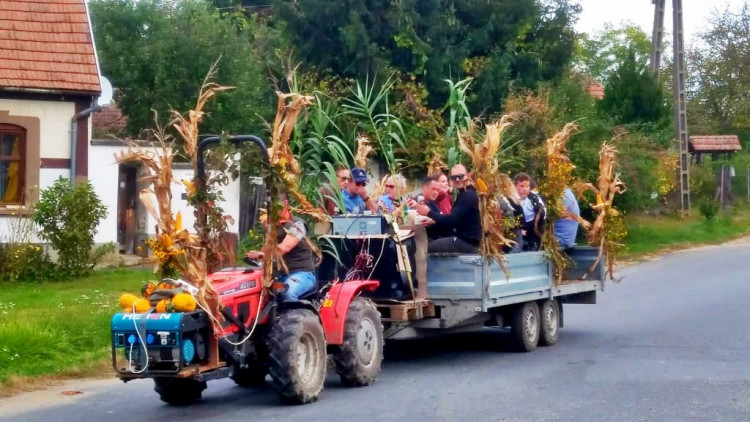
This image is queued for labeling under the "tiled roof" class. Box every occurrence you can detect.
[689,135,742,152]
[93,104,128,135]
[0,0,101,94]
[587,82,605,100]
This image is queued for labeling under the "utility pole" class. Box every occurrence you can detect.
[672,0,691,213]
[650,0,666,76]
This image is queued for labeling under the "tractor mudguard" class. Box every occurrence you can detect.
[319,280,379,345]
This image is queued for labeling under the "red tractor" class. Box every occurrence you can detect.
[111,136,384,405]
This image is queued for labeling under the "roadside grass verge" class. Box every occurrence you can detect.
[625,207,750,257]
[0,268,151,396]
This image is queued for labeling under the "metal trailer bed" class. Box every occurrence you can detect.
[382,246,605,340]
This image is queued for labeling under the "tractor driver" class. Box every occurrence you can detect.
[244,195,318,301]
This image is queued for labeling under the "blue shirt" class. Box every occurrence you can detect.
[378,194,402,212]
[342,189,366,214]
[554,188,580,248]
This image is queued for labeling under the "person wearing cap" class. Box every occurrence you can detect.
[342,167,377,214]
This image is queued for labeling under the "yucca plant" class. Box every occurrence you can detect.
[342,75,407,179]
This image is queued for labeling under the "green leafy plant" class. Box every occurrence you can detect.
[343,75,408,176]
[698,200,719,221]
[236,226,265,262]
[31,177,110,278]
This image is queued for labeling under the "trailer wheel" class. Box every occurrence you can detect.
[511,302,540,352]
[333,297,384,387]
[539,299,560,346]
[267,308,327,404]
[153,377,206,406]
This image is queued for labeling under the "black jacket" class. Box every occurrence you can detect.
[427,186,481,247]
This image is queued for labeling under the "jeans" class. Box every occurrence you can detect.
[278,271,317,301]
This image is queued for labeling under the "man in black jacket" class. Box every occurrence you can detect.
[414,164,481,253]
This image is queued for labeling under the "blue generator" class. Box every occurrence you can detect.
[111,311,211,376]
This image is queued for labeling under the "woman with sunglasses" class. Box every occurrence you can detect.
[377,174,407,214]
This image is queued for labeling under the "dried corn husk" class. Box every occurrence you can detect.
[354,135,374,169]
[115,62,234,335]
[456,115,518,269]
[261,90,328,288]
[538,122,579,284]
[572,141,627,281]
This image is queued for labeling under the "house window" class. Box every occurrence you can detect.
[0,124,26,205]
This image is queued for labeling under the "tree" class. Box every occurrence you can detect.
[574,23,653,83]
[273,0,580,114]
[599,48,670,127]
[89,0,279,136]
[687,1,750,144]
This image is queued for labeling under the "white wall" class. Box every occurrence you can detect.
[88,144,122,244]
[0,99,74,159]
[88,144,242,247]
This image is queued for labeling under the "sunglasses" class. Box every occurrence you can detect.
[338,176,352,182]
[450,174,466,181]
[355,181,367,187]
[385,184,396,189]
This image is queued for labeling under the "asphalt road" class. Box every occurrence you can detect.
[3,243,750,422]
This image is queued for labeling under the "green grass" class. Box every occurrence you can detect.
[625,208,750,256]
[0,268,152,387]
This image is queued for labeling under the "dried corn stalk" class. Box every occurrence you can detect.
[427,151,448,176]
[115,63,234,334]
[457,115,517,267]
[538,122,579,283]
[261,91,328,288]
[573,141,627,281]
[354,135,374,169]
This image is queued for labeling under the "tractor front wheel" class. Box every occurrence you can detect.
[267,308,327,404]
[332,297,384,387]
[153,377,206,406]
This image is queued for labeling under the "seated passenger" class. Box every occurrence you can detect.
[342,167,377,214]
[434,172,453,214]
[498,173,523,253]
[377,173,407,213]
[406,175,448,240]
[554,187,580,250]
[244,195,318,301]
[514,172,546,251]
[320,166,350,215]
[414,164,481,254]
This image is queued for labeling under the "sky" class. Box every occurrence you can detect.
[575,0,746,44]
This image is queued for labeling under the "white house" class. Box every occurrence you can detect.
[0,0,101,237]
[0,0,246,256]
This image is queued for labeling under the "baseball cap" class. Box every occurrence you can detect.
[350,168,368,183]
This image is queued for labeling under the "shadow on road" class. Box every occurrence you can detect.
[384,328,517,362]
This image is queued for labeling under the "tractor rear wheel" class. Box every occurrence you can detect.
[511,301,540,352]
[332,297,384,387]
[267,308,327,404]
[153,377,206,406]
